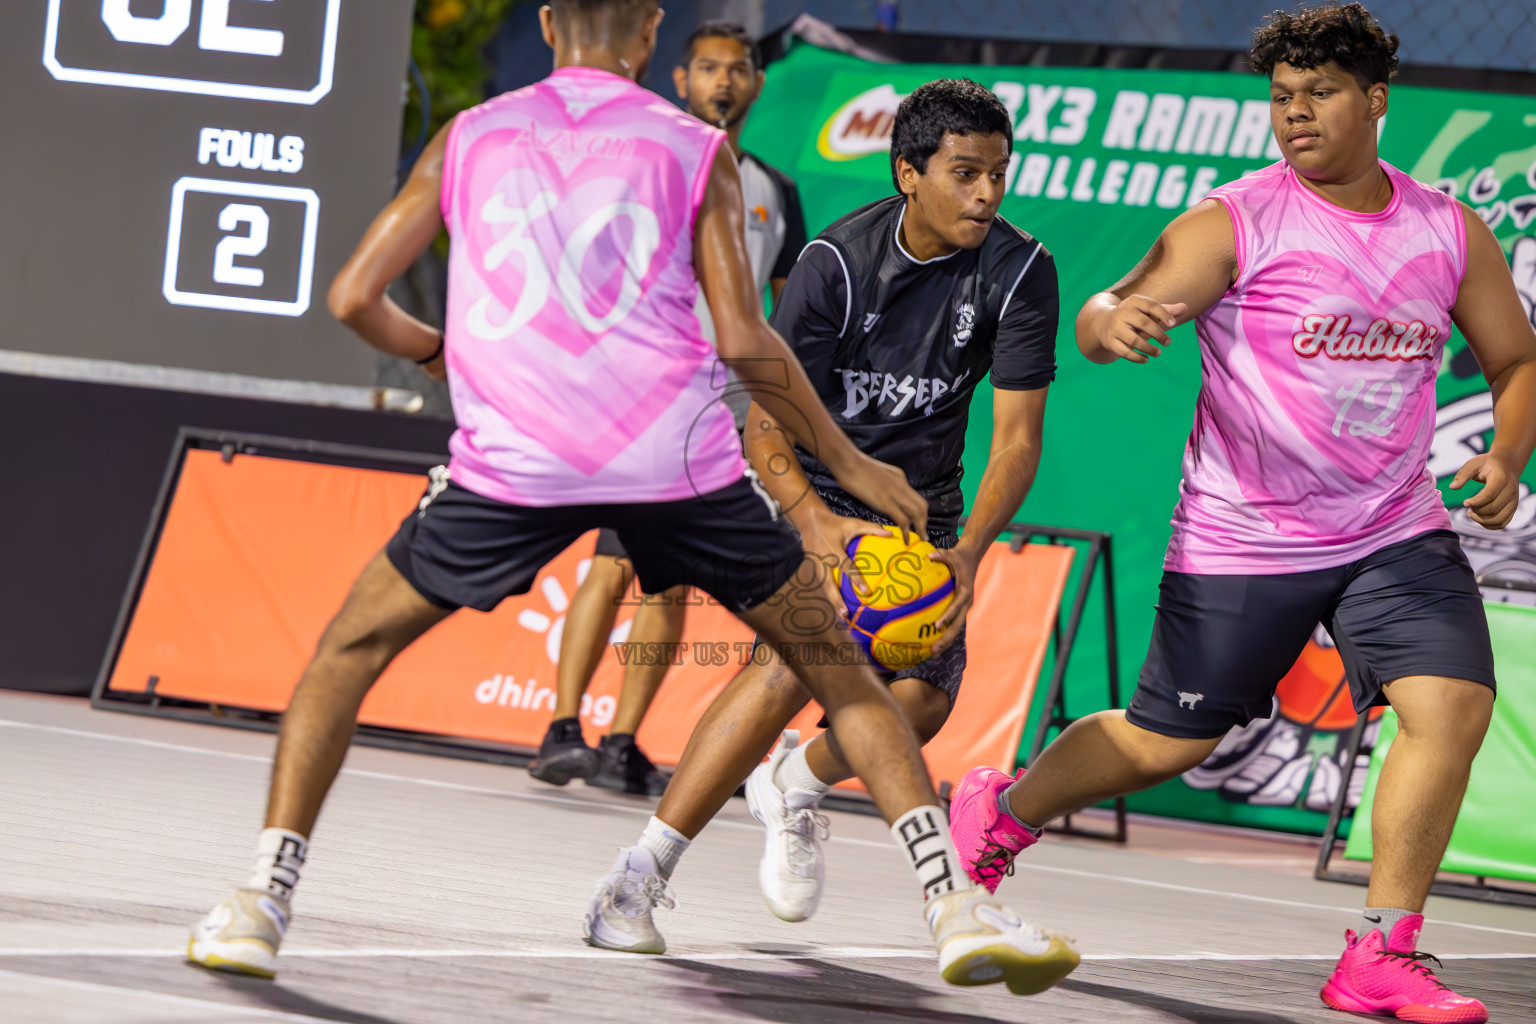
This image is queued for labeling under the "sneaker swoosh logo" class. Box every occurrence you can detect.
[1364,915,1382,923]
[258,896,289,934]
[196,905,232,937]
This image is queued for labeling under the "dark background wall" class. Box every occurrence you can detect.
[0,373,453,695]
[0,1,415,386]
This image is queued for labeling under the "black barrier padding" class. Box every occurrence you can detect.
[0,372,453,696]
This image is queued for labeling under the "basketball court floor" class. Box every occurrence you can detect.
[3,690,1533,1024]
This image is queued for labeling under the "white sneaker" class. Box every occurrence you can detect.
[582,847,675,954]
[745,730,829,923]
[187,888,289,978]
[927,888,1079,994]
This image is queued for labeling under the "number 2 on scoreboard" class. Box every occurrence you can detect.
[212,204,269,288]
[163,177,318,317]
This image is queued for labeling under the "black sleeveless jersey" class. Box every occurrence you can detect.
[769,196,1058,529]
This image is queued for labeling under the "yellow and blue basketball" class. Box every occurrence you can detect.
[837,525,955,671]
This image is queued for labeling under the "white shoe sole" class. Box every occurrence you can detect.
[938,933,1080,995]
[581,913,666,955]
[581,888,666,955]
[186,936,278,979]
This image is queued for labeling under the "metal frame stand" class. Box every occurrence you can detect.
[89,430,532,762]
[1012,524,1127,844]
[1315,708,1536,908]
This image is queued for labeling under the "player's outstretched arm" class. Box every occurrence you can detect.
[1075,200,1235,365]
[1448,205,1536,530]
[328,121,454,379]
[695,146,928,540]
[927,386,1048,653]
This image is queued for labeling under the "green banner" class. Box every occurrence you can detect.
[741,42,1536,835]
[1344,603,1536,882]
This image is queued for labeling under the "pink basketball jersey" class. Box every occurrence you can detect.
[438,66,743,506]
[1166,160,1466,574]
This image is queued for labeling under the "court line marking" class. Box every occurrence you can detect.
[0,947,1530,962]
[1181,857,1318,866]
[818,834,1536,940]
[0,966,340,1022]
[0,719,620,816]
[7,719,1536,941]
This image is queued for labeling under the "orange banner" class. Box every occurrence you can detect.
[107,450,1074,790]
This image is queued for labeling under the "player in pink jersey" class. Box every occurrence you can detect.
[186,0,1072,996]
[949,5,1536,1022]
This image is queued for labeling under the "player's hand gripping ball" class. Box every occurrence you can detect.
[836,526,955,670]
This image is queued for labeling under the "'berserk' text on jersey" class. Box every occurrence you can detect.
[772,197,1058,527]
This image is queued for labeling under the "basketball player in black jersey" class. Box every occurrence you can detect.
[585,78,1064,942]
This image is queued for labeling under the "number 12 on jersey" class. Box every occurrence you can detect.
[1332,377,1404,438]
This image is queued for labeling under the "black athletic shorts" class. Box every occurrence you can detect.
[753,487,967,706]
[1128,529,1496,739]
[593,528,627,559]
[385,470,803,614]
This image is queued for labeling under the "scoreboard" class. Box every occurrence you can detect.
[1,0,415,387]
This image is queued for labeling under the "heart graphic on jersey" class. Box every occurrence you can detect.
[1241,245,1453,488]
[458,127,687,356]
[452,126,709,475]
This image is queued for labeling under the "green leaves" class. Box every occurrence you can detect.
[403,0,521,148]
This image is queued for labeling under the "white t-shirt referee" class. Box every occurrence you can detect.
[695,149,807,342]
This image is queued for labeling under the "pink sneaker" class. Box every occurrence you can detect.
[948,766,1038,893]
[1320,915,1488,1023]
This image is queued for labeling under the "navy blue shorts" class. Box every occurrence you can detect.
[1128,530,1496,739]
[386,471,803,615]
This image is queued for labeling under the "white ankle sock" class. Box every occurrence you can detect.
[890,805,974,901]
[636,816,690,879]
[247,828,307,900]
[775,743,832,796]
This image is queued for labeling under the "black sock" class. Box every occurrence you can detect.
[547,717,583,744]
[604,733,636,748]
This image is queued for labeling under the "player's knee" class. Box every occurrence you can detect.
[911,702,951,745]
[1106,713,1215,779]
[896,686,951,745]
[1142,737,1216,779]
[809,664,889,712]
[315,615,410,671]
[585,554,631,596]
[1393,678,1493,748]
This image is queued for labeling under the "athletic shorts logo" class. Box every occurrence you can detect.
[1178,691,1205,709]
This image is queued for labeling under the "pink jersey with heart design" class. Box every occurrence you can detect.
[438,66,743,506]
[1165,160,1465,574]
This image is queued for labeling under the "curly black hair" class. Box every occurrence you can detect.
[1250,3,1400,87]
[890,79,1012,192]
